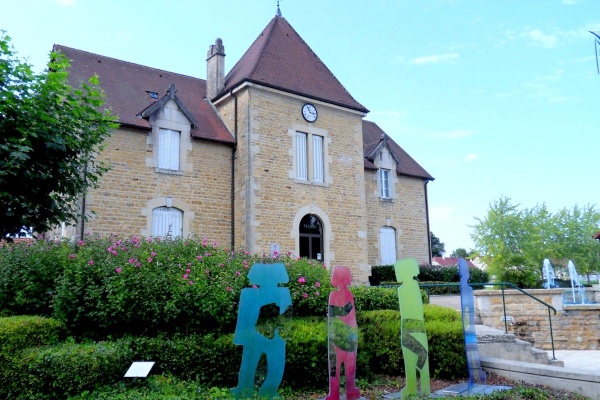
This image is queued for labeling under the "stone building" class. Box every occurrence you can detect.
[55,14,433,283]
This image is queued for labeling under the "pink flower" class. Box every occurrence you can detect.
[183,274,189,280]
[252,284,258,289]
[78,240,84,246]
[115,267,122,273]
[187,263,191,267]
[88,260,94,265]
[189,280,194,285]
[226,286,232,291]
[151,251,156,257]
[298,277,306,284]
[219,263,225,267]
[205,269,210,275]
[68,254,76,259]
[235,271,241,276]
[197,255,203,260]
[213,240,218,248]
[202,237,208,246]
[244,251,250,256]
[185,268,191,273]
[135,262,141,267]
[315,291,320,296]
[146,237,153,243]
[147,257,153,263]
[302,293,308,298]
[128,258,135,264]
[315,281,321,288]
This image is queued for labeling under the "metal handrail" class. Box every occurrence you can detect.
[382,281,557,360]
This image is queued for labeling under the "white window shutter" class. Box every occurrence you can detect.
[380,226,396,265]
[152,207,183,238]
[313,135,323,183]
[158,129,180,170]
[296,132,307,180]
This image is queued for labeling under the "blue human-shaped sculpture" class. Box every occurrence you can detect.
[458,258,486,388]
[231,263,292,399]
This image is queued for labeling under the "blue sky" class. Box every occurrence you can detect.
[2,0,599,254]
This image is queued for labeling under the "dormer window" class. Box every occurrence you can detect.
[147,91,159,99]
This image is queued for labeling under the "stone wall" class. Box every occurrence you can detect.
[474,288,600,350]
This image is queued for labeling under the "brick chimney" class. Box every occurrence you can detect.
[206,38,225,99]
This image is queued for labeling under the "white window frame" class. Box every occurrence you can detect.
[152,207,183,238]
[379,168,390,199]
[294,130,326,184]
[380,226,397,265]
[158,128,180,171]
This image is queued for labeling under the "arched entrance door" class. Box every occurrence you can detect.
[299,214,323,261]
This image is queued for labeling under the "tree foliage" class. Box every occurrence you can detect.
[450,248,470,258]
[0,32,117,237]
[471,196,600,285]
[430,231,445,257]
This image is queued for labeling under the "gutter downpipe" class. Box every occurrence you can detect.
[425,180,432,265]
[230,89,238,249]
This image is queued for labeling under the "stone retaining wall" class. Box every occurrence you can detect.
[474,288,600,350]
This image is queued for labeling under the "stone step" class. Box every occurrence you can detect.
[475,325,563,367]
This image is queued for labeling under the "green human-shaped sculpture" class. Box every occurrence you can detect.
[395,258,430,399]
[231,263,292,399]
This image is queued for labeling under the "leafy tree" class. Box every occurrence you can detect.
[471,196,600,286]
[430,231,445,257]
[450,248,470,258]
[0,32,117,237]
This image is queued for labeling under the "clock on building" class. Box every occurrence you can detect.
[302,103,318,122]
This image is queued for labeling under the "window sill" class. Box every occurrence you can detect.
[294,178,328,187]
[155,168,184,176]
[379,197,394,203]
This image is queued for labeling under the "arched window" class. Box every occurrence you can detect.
[299,214,323,261]
[380,226,397,265]
[152,207,183,238]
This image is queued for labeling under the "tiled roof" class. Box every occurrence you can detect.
[53,45,235,145]
[362,120,433,181]
[218,15,368,113]
[432,257,475,267]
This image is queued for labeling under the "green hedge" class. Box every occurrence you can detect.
[359,307,467,380]
[370,264,489,287]
[1,309,468,398]
[0,316,66,354]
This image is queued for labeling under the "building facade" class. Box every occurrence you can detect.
[56,15,433,283]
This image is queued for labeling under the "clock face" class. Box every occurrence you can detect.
[302,103,318,122]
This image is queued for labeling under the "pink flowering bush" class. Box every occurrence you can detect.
[44,236,330,337]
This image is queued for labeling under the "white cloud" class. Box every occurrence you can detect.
[524,29,558,48]
[409,53,459,65]
[465,153,478,162]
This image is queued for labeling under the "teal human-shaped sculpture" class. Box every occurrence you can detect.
[395,258,430,399]
[458,258,486,388]
[231,263,292,399]
[326,266,361,400]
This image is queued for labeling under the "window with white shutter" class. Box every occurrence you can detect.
[296,132,308,180]
[380,226,397,265]
[313,135,323,183]
[152,207,183,238]
[158,129,180,171]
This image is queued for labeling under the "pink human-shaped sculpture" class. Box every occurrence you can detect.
[326,266,361,400]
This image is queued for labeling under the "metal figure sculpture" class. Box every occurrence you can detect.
[395,258,430,399]
[458,258,486,389]
[325,266,361,400]
[231,263,292,399]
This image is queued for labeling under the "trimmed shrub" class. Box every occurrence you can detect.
[351,286,428,311]
[3,339,132,399]
[371,263,489,289]
[0,316,66,354]
[358,306,467,380]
